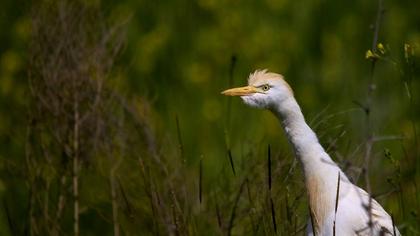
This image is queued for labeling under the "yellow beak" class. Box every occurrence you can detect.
[221,86,259,96]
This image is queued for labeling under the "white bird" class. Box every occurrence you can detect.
[222,70,400,236]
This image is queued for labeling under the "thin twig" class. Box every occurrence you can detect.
[73,89,80,236]
[363,0,384,233]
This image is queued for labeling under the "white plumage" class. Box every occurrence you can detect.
[222,70,400,236]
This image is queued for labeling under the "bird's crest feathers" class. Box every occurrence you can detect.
[248,69,293,94]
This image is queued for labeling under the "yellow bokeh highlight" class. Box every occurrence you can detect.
[15,18,31,41]
[1,50,21,74]
[136,25,169,73]
[0,76,13,96]
[184,62,211,84]
[202,98,221,121]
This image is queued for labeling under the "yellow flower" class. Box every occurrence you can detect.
[377,43,386,54]
[365,50,379,60]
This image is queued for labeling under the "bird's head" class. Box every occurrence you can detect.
[222,69,293,110]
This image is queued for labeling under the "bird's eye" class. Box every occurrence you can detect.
[261,84,270,91]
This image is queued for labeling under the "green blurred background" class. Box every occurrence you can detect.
[0,0,419,235]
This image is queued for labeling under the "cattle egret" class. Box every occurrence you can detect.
[222,70,400,236]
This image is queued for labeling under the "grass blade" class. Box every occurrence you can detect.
[175,115,185,162]
[309,205,316,236]
[199,157,203,204]
[268,144,272,191]
[270,197,277,234]
[227,149,236,176]
[333,172,341,236]
[391,213,396,236]
[227,179,246,236]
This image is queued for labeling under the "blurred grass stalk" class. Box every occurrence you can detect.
[27,0,125,234]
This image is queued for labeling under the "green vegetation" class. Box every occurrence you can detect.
[0,0,419,235]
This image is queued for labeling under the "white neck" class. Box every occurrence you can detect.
[271,96,344,230]
[271,97,338,174]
